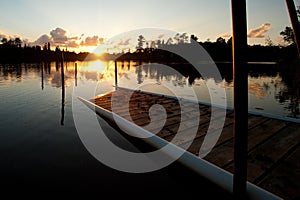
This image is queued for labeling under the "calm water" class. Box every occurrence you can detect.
[112,60,300,120]
[0,60,299,195]
[0,61,234,197]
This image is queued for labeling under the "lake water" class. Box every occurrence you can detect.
[101,60,299,120]
[0,60,299,196]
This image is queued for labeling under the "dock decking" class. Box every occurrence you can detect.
[89,87,300,200]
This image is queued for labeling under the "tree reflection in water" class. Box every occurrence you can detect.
[0,61,299,118]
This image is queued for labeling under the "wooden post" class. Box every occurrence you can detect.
[75,62,77,87]
[286,0,300,57]
[231,0,248,199]
[61,53,65,126]
[41,63,44,90]
[115,60,118,89]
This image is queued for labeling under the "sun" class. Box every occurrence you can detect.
[93,45,107,56]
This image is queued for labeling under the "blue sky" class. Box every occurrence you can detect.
[0,0,299,52]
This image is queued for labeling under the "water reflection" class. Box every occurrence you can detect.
[276,65,300,118]
[41,63,44,90]
[61,59,65,126]
[75,63,78,87]
[0,60,299,119]
[113,61,299,118]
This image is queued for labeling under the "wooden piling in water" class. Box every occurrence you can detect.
[41,63,44,90]
[115,60,118,89]
[61,53,65,126]
[75,62,77,87]
[231,0,248,199]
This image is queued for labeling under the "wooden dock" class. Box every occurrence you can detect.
[89,87,300,200]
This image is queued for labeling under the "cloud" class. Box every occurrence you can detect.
[50,27,68,44]
[217,32,231,38]
[99,37,104,44]
[0,33,9,40]
[80,35,104,46]
[158,34,165,39]
[32,27,80,47]
[217,23,271,40]
[0,32,30,46]
[118,38,131,46]
[3,27,105,50]
[33,34,52,45]
[0,32,24,41]
[67,40,79,48]
[247,23,271,38]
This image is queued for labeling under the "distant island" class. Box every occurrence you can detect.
[0,39,94,62]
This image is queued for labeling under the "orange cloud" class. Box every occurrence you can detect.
[0,33,9,40]
[217,32,231,38]
[32,27,79,47]
[247,23,271,38]
[80,35,105,46]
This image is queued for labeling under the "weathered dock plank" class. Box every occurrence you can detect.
[90,88,300,200]
[183,114,268,157]
[258,144,300,200]
[224,123,300,182]
[203,119,288,168]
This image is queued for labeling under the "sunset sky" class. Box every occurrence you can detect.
[0,0,299,53]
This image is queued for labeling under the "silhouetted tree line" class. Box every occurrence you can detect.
[116,33,298,63]
[0,38,90,62]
